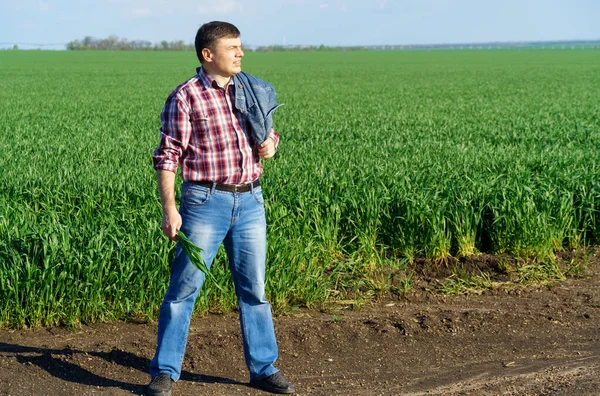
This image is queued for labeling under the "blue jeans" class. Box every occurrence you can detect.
[149,181,279,382]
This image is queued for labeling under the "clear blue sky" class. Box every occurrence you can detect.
[1,0,599,49]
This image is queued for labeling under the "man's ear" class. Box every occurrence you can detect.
[202,48,212,63]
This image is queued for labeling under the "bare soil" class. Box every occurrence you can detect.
[1,251,599,396]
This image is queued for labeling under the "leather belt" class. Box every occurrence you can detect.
[189,179,260,193]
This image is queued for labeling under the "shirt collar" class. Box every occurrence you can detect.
[196,66,233,89]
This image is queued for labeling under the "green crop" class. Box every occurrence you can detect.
[0,49,599,328]
[176,230,223,292]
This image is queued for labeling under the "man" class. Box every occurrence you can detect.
[148,21,294,395]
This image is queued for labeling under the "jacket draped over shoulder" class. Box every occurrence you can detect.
[233,72,284,144]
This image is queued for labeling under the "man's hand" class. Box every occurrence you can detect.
[162,205,182,241]
[258,136,276,159]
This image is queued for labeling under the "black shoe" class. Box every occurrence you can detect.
[250,372,295,394]
[146,373,173,396]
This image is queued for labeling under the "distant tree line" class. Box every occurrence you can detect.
[254,44,368,52]
[65,36,353,52]
[66,35,194,51]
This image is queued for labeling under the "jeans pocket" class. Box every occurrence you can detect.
[183,184,211,207]
[252,187,265,205]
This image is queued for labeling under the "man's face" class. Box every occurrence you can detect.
[204,36,244,78]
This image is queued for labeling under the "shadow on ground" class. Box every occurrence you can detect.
[0,342,244,394]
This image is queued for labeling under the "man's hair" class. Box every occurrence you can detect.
[195,21,240,64]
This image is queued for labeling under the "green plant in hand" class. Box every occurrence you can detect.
[177,230,224,292]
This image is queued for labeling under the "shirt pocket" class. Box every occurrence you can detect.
[190,112,210,128]
[189,112,215,150]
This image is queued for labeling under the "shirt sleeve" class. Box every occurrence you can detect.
[152,92,191,173]
[269,128,281,149]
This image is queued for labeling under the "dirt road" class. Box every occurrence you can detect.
[1,260,598,395]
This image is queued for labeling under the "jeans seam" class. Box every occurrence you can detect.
[231,262,257,374]
[239,304,256,373]
[176,326,189,376]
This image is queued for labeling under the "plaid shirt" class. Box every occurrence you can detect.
[152,67,280,184]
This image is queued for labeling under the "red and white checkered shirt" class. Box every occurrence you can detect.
[152,67,280,184]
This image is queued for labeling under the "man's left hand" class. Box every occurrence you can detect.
[258,136,276,159]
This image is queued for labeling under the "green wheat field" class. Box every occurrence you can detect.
[1,49,599,328]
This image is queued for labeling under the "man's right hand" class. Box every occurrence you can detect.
[161,206,182,241]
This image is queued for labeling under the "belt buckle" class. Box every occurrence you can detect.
[232,183,245,193]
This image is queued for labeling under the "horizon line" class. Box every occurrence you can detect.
[1,38,600,50]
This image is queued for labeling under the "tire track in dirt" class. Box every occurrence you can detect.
[401,355,600,395]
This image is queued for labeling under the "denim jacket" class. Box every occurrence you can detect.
[232,72,284,144]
